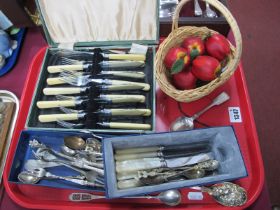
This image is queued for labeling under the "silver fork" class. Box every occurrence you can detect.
[57,120,84,129]
[204,2,218,18]
[194,0,203,16]
[59,71,150,90]
[59,57,145,68]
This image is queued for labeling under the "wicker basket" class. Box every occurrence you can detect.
[155,0,242,102]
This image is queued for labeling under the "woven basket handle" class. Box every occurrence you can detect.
[172,0,242,62]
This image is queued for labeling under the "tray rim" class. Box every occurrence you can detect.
[2,47,264,210]
[0,90,20,184]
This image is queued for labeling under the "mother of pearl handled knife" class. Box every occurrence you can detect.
[114,144,211,161]
[115,153,212,173]
[47,61,145,73]
[38,109,151,123]
[115,141,210,155]
[36,95,146,109]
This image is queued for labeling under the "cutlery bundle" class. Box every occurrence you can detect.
[111,142,219,189]
[31,48,153,130]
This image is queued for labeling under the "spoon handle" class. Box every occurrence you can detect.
[192,92,230,120]
[69,193,106,201]
[45,172,103,188]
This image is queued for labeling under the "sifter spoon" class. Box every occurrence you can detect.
[170,92,230,131]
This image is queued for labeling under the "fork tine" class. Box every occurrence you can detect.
[60,75,79,86]
[55,95,76,100]
[57,120,84,128]
[60,70,81,78]
[60,57,81,65]
[59,106,80,114]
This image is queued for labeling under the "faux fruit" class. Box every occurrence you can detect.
[181,37,205,59]
[164,47,191,74]
[172,68,197,90]
[205,34,230,61]
[192,56,221,81]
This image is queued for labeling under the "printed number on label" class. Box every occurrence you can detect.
[228,107,242,123]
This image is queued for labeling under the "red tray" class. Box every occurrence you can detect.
[3,47,264,210]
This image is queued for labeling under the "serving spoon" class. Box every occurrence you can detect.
[170,92,230,131]
[194,182,247,207]
[69,189,182,206]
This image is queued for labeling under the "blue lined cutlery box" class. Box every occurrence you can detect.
[103,126,248,198]
[25,0,159,134]
[8,129,110,192]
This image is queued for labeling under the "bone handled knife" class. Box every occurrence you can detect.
[47,61,145,73]
[36,95,146,109]
[115,141,210,155]
[38,109,151,122]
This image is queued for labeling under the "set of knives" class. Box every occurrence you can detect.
[114,141,217,189]
[35,49,153,130]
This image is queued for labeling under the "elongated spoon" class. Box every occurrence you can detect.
[18,168,103,188]
[69,189,182,206]
[170,92,230,131]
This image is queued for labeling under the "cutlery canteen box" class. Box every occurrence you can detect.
[25,0,159,134]
[103,126,248,198]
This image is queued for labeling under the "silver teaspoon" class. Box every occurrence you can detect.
[170,92,230,131]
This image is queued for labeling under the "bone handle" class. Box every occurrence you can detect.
[115,158,161,173]
[108,71,145,79]
[46,77,67,85]
[43,88,82,95]
[110,80,150,91]
[37,100,76,109]
[38,113,79,123]
[110,109,151,116]
[106,61,145,68]
[47,65,84,73]
[108,122,151,130]
[108,54,146,61]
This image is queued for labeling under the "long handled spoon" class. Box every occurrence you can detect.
[69,189,182,206]
[170,92,230,131]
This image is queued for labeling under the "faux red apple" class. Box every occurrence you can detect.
[182,37,205,59]
[164,47,191,74]
[172,68,197,90]
[205,34,231,61]
[192,56,221,81]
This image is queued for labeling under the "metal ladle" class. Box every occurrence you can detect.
[170,92,230,131]
[69,189,182,206]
